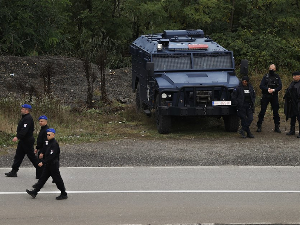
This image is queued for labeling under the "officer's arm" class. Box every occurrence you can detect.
[252,86,256,103]
[36,133,43,150]
[275,76,282,92]
[259,76,268,91]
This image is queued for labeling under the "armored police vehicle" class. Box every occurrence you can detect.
[130,29,247,134]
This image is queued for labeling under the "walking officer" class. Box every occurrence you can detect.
[256,64,282,133]
[232,76,256,138]
[5,104,38,177]
[34,115,49,179]
[26,128,68,200]
[284,71,300,137]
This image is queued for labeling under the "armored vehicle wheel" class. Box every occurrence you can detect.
[155,95,171,134]
[135,83,142,112]
[223,115,239,132]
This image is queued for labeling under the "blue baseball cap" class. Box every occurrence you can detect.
[21,104,32,109]
[38,115,48,121]
[47,128,56,134]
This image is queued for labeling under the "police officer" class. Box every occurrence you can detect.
[232,76,256,138]
[26,128,68,200]
[284,71,300,137]
[34,115,49,179]
[256,64,282,133]
[5,104,38,177]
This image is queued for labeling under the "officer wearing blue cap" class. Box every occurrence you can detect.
[34,115,49,179]
[27,128,68,200]
[5,104,38,177]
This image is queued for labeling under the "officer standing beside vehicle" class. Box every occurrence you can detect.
[232,76,256,138]
[34,115,49,179]
[256,64,282,133]
[5,104,38,177]
[284,71,300,137]
[26,128,68,200]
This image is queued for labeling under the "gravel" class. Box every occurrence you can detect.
[1,132,300,168]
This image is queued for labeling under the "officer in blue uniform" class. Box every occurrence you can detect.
[34,115,49,179]
[26,128,68,200]
[232,76,256,138]
[5,104,38,177]
[256,64,282,133]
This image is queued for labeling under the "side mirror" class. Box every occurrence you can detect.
[240,59,248,76]
[146,62,154,77]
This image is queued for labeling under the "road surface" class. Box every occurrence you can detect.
[1,166,300,224]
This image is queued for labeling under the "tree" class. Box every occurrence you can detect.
[0,0,70,56]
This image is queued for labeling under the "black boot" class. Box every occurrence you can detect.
[274,124,281,133]
[256,124,262,132]
[56,192,68,200]
[246,129,254,138]
[26,189,37,198]
[5,169,17,177]
[239,128,247,138]
[286,126,295,135]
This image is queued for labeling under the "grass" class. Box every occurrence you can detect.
[0,68,292,150]
[0,96,237,150]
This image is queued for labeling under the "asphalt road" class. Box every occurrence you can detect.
[1,166,300,224]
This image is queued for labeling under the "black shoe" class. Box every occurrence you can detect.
[256,124,262,132]
[32,183,38,189]
[286,127,295,135]
[247,131,254,138]
[56,194,68,200]
[297,134,300,138]
[26,189,37,198]
[5,170,17,177]
[239,129,247,138]
[274,125,281,133]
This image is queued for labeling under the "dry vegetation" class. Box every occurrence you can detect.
[0,67,293,150]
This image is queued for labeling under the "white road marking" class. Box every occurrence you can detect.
[2,190,300,195]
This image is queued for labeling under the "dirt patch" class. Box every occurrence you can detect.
[0,56,134,105]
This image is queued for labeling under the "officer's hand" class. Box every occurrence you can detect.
[268,88,275,93]
[12,137,18,142]
[39,153,43,159]
[38,162,43,167]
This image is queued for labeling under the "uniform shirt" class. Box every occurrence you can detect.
[36,125,49,152]
[16,113,34,141]
[42,138,60,164]
[243,86,251,103]
[259,73,282,95]
[232,82,256,109]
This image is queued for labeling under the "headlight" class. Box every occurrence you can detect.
[162,93,167,99]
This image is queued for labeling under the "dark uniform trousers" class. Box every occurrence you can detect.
[34,160,66,193]
[238,102,253,132]
[257,94,280,125]
[290,115,300,127]
[12,137,38,171]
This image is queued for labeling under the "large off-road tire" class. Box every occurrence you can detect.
[223,115,240,132]
[135,83,142,113]
[155,95,171,134]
